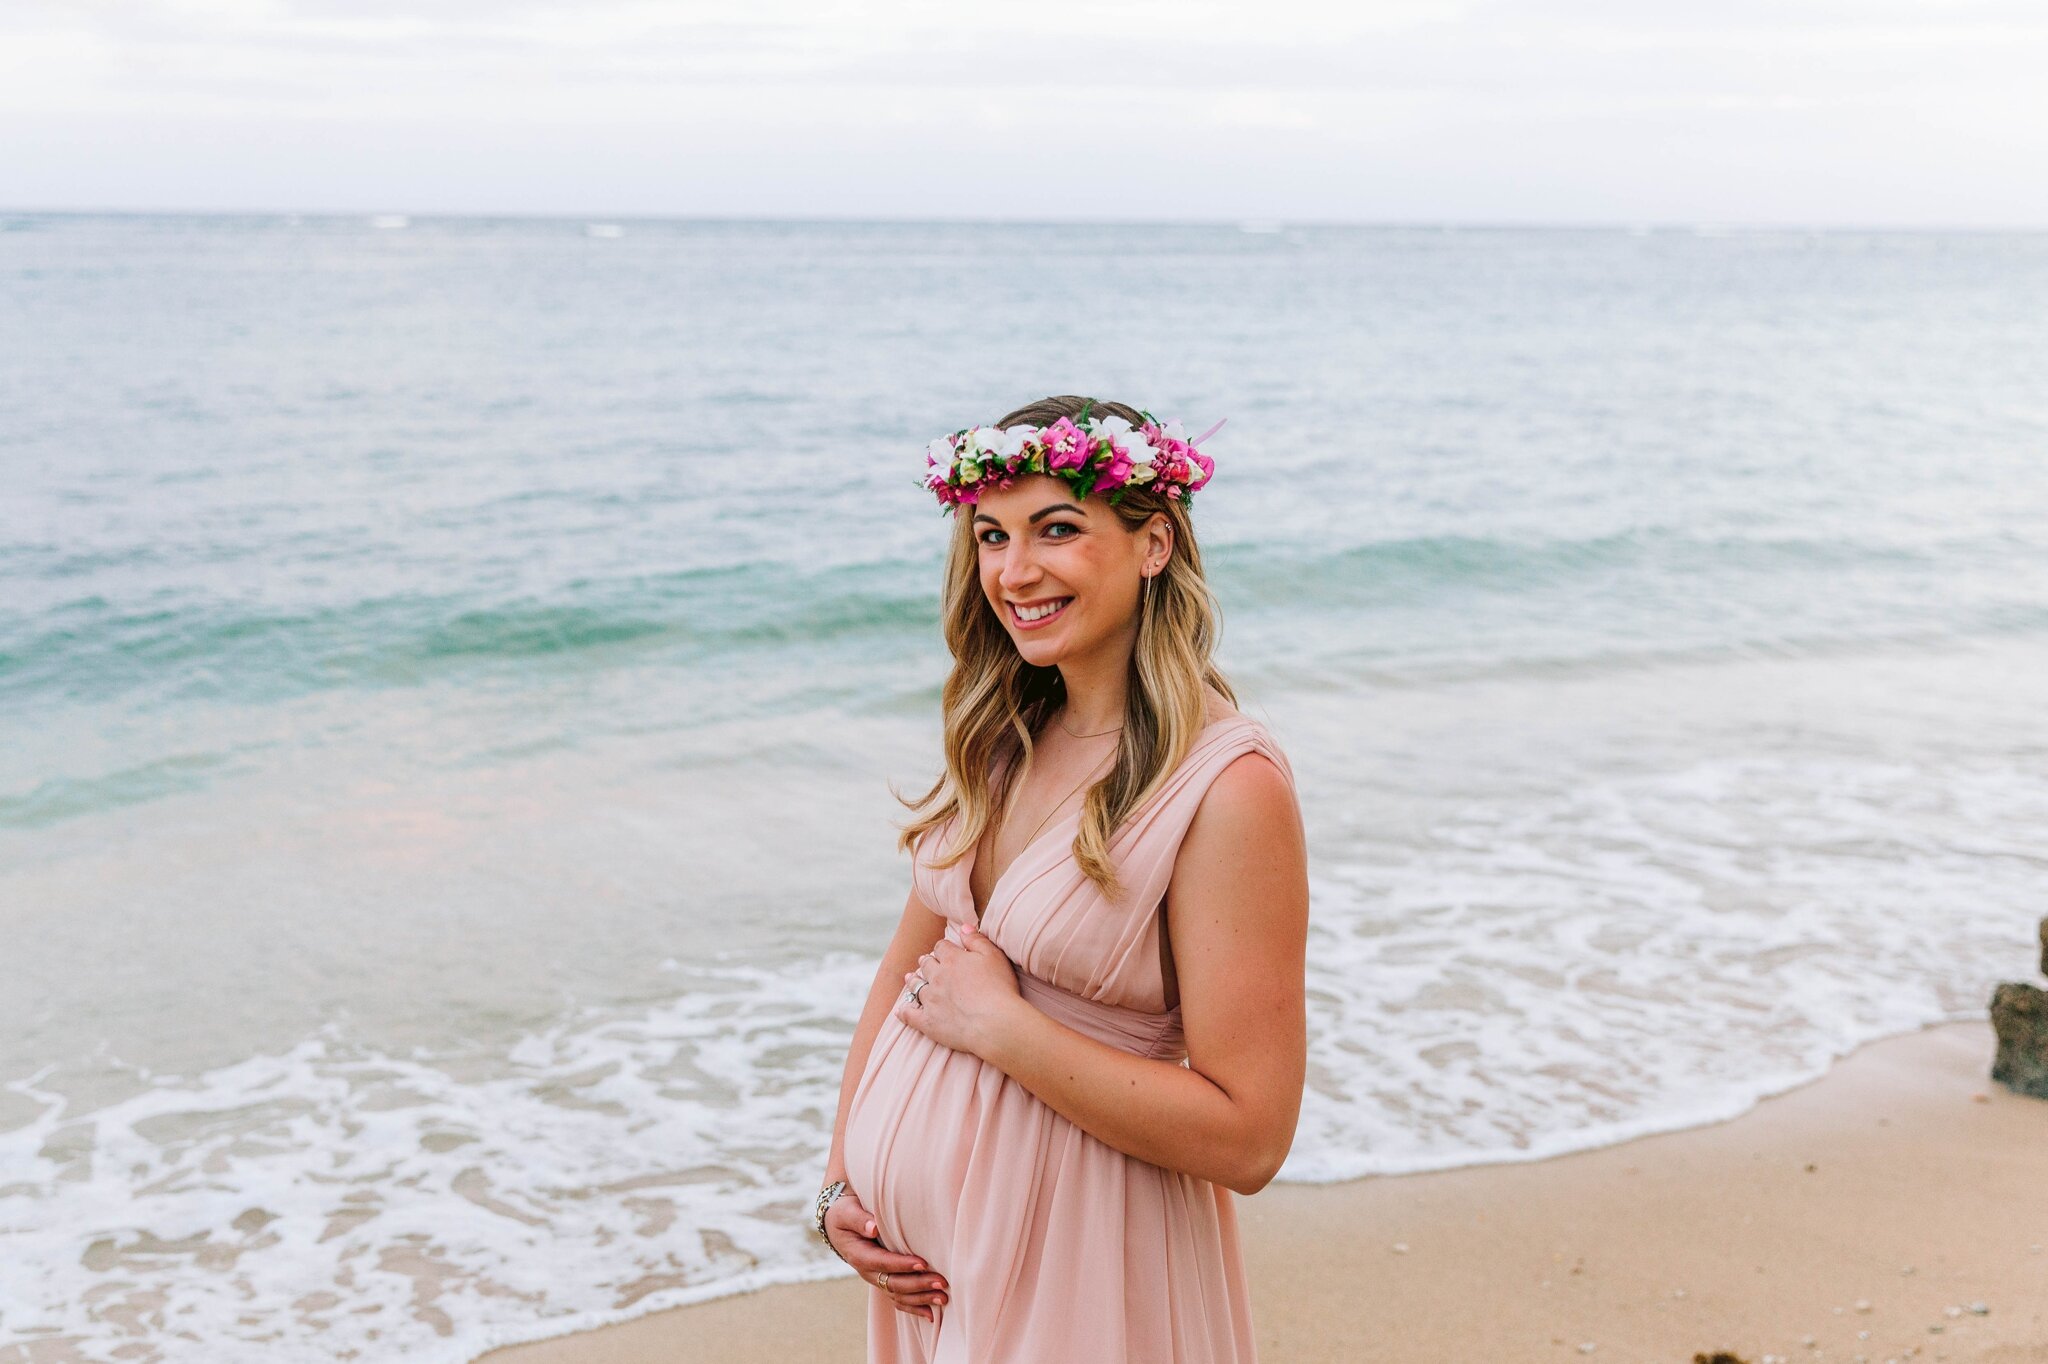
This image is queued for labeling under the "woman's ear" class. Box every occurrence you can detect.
[1146,511,1173,573]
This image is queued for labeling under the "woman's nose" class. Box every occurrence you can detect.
[997,542,1041,588]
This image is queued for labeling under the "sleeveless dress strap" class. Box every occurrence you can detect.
[1101,715,1296,918]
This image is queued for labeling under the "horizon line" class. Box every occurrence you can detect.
[7,206,2048,234]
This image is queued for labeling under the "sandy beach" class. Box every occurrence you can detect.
[476,1018,2045,1364]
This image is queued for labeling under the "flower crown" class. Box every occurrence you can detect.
[920,401,1225,513]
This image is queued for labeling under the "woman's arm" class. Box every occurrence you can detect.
[980,751,1309,1195]
[823,887,952,1185]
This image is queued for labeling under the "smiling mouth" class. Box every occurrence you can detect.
[1009,596,1074,628]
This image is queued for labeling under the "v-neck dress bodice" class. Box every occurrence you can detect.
[962,747,1091,930]
[840,713,1295,1364]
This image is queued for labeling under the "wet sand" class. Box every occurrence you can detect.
[475,1019,2047,1364]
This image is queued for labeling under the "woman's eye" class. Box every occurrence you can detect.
[979,523,1078,546]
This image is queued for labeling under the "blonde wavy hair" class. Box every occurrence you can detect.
[893,394,1237,906]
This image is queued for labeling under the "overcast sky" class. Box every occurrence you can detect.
[5,0,2046,224]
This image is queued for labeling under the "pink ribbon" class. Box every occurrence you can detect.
[1190,416,1228,446]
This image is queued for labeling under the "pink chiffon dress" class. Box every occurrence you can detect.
[841,713,1295,1364]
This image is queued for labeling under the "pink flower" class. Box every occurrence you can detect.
[1138,424,1182,463]
[1040,418,1092,471]
[1090,448,1134,495]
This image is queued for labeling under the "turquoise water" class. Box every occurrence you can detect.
[3,214,2046,1361]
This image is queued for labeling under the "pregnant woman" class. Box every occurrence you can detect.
[815,395,1311,1363]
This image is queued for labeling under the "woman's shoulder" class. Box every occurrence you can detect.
[1181,715,1300,860]
[1193,695,1295,797]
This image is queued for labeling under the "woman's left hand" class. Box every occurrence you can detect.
[893,925,1024,1059]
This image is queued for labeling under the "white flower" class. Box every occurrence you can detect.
[1125,461,1158,484]
[1088,413,1160,465]
[1160,418,1187,443]
[991,426,1031,459]
[967,426,1020,460]
[1089,414,1136,444]
[927,436,957,466]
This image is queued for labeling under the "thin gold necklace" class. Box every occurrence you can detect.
[985,713,1121,887]
[1011,747,1115,852]
[1055,710,1124,739]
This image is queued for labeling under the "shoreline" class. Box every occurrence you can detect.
[475,1018,2046,1363]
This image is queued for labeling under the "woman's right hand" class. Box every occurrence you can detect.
[824,1188,950,1322]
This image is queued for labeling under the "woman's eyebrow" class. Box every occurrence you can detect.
[973,503,1083,528]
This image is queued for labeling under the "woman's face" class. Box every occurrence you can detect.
[971,474,1150,665]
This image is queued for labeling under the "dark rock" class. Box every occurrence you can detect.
[1990,981,2048,1100]
[2038,914,2047,976]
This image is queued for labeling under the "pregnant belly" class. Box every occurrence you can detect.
[840,1005,993,1270]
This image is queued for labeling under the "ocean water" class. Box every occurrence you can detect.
[3,213,2046,1362]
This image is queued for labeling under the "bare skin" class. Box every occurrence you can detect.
[820,472,1310,1321]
